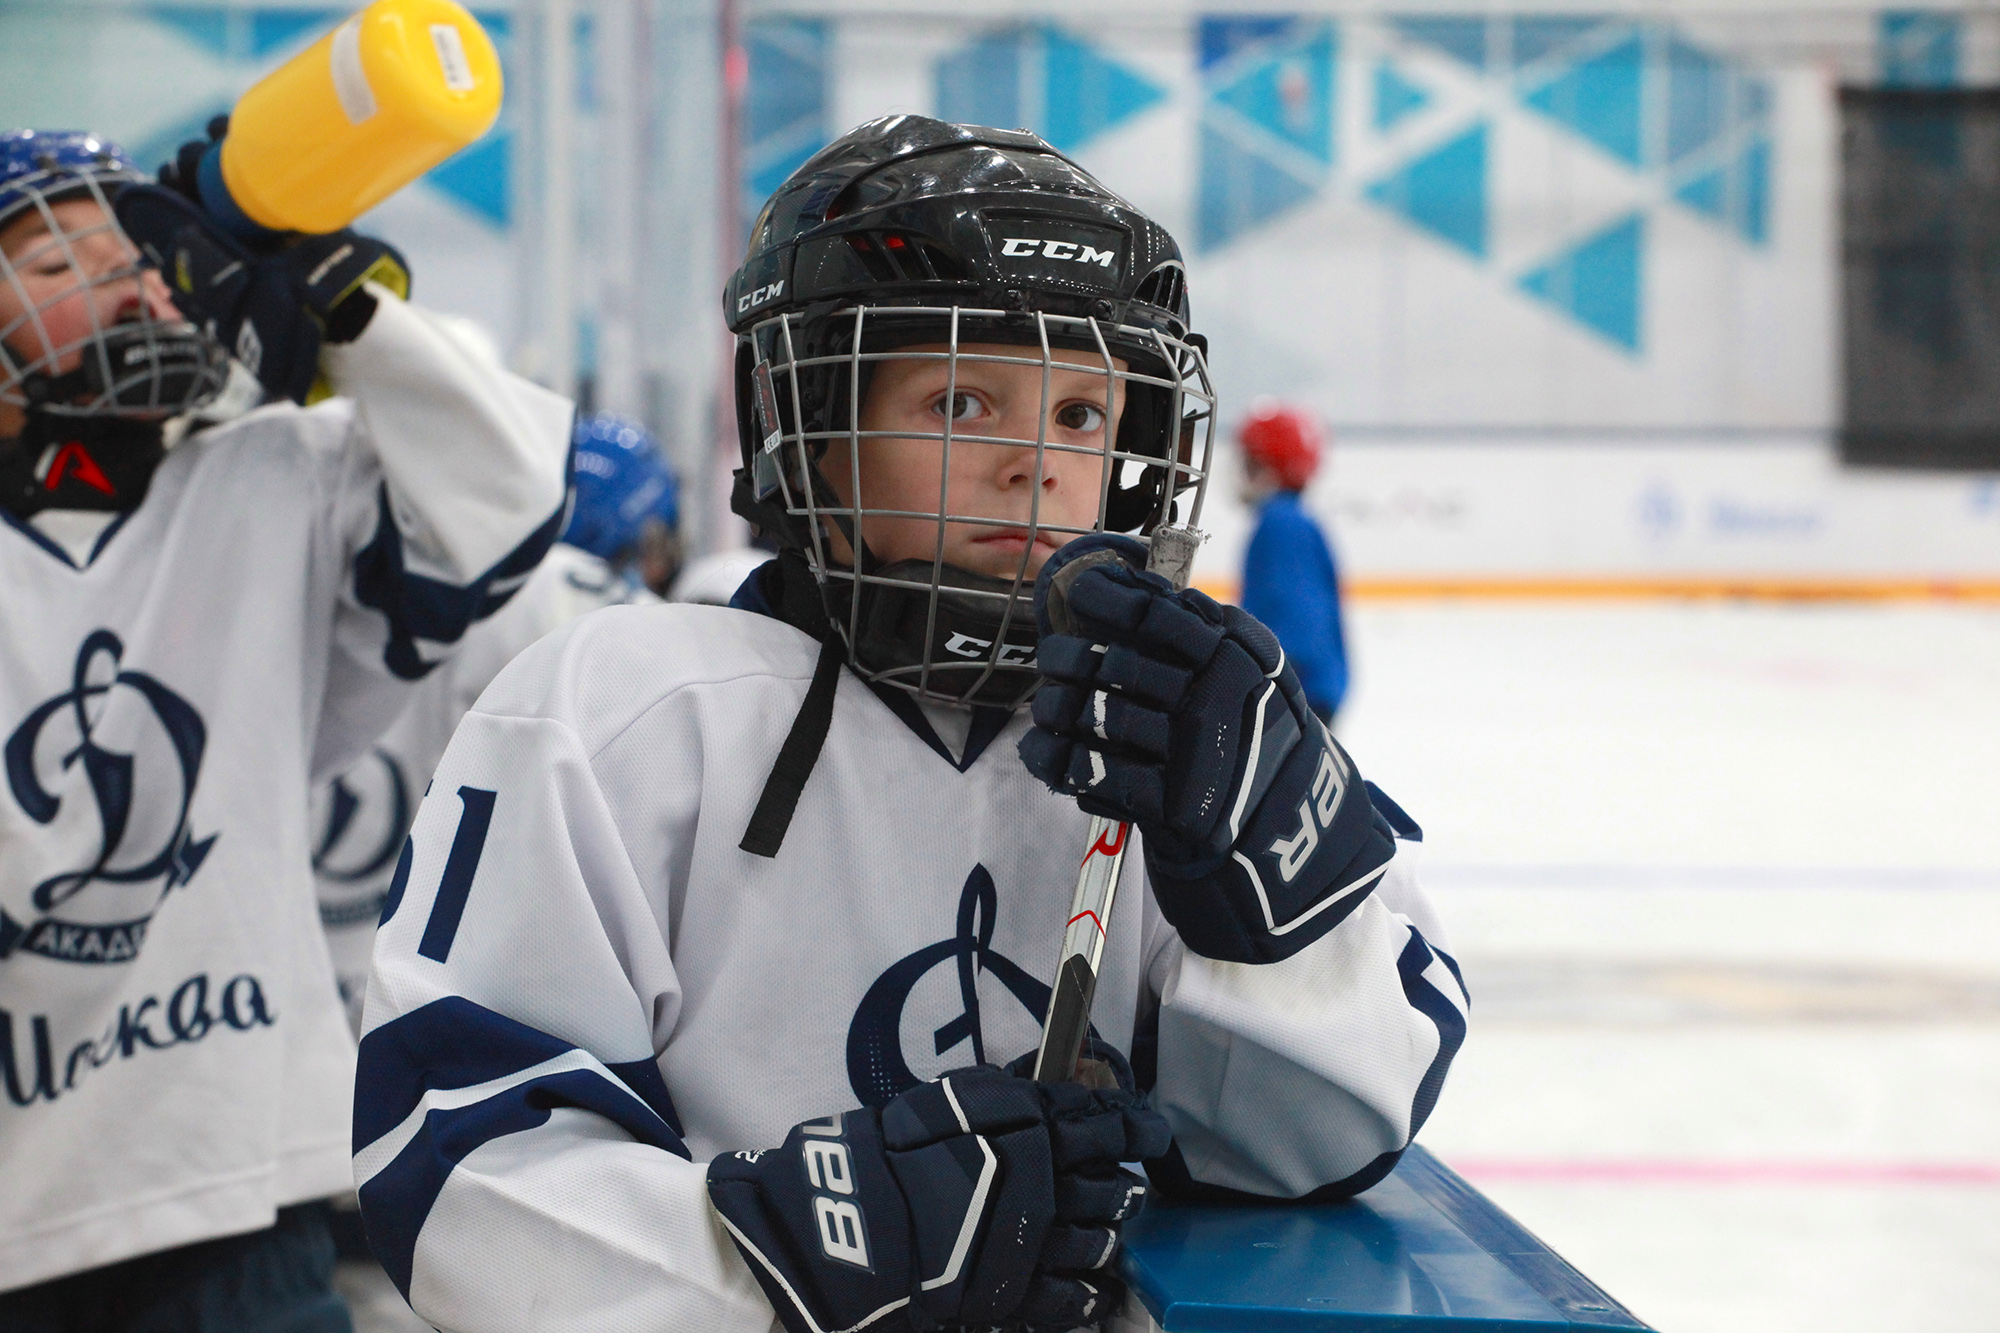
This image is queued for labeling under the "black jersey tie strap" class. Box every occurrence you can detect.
[738,551,844,859]
[740,633,845,857]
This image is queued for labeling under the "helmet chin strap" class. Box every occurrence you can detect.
[0,408,167,518]
[0,319,227,520]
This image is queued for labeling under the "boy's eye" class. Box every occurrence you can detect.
[934,391,983,422]
[1055,402,1108,433]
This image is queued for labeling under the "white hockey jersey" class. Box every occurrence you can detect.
[315,544,655,1032]
[0,293,572,1292]
[354,602,1469,1331]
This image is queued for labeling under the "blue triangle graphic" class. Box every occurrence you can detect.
[936,27,1023,129]
[1374,61,1432,131]
[251,10,339,59]
[425,130,509,227]
[1522,35,1645,166]
[1199,17,1295,73]
[146,6,231,57]
[1211,23,1336,164]
[1391,17,1488,71]
[1880,11,1960,89]
[1673,165,1726,221]
[1664,38,1728,163]
[937,25,1165,154]
[1042,27,1166,151]
[1512,17,1605,67]
[1196,122,1320,252]
[1735,136,1770,244]
[748,19,831,147]
[1518,212,1645,352]
[1365,122,1488,258]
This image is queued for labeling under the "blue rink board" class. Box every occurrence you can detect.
[1121,1146,1656,1331]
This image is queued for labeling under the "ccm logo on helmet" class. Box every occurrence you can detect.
[798,1116,871,1270]
[944,631,1035,665]
[1001,237,1116,268]
[736,280,786,315]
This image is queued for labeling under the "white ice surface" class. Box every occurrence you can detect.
[1339,601,2000,1333]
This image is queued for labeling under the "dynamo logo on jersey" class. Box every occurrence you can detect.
[845,864,1083,1108]
[1,630,216,966]
[313,747,414,932]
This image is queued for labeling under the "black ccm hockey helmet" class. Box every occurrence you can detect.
[726,115,1214,709]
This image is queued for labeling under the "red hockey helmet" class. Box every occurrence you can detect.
[1237,399,1323,491]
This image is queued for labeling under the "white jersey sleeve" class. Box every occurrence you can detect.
[308,286,574,782]
[1140,830,1469,1199]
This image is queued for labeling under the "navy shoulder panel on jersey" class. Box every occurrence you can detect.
[353,484,567,680]
[1395,927,1467,1138]
[354,996,687,1296]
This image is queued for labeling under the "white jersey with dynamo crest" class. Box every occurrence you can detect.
[354,601,1469,1331]
[0,293,572,1291]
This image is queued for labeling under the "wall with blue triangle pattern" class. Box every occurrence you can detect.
[5,3,1934,432]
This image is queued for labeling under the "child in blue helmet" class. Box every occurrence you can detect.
[564,411,682,596]
[0,128,571,1327]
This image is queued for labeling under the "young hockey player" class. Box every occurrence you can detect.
[0,130,570,1326]
[1237,400,1349,723]
[354,116,1465,1333]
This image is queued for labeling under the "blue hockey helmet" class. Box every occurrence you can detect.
[563,412,680,561]
[0,129,140,228]
[0,128,227,420]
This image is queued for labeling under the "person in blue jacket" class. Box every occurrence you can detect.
[1238,399,1349,723]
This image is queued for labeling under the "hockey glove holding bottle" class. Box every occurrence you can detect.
[1018,534,1397,965]
[113,121,410,406]
[707,1064,1168,1333]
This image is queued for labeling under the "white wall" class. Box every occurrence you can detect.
[1187,439,2000,591]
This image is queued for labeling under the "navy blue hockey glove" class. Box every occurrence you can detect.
[707,1064,1168,1333]
[1019,534,1397,965]
[114,129,410,405]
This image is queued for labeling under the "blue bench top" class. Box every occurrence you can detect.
[1120,1146,1655,1331]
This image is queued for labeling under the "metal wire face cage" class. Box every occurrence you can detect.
[745,301,1217,708]
[0,160,228,421]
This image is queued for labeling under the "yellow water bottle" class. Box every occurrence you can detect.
[196,0,502,236]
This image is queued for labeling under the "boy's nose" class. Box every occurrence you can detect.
[994,437,1060,490]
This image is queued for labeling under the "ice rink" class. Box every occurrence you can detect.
[1339,599,2000,1332]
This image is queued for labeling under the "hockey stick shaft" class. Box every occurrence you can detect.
[1033,526,1200,1083]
